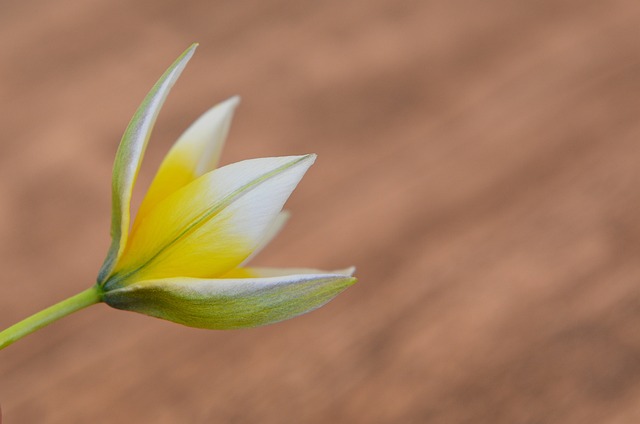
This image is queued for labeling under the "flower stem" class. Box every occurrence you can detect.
[0,285,103,350]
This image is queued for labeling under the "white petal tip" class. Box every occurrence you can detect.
[333,266,356,277]
[280,209,292,220]
[205,96,240,118]
[302,153,317,165]
[182,44,198,61]
[225,95,241,108]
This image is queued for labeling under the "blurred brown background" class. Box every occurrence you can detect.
[1,1,640,423]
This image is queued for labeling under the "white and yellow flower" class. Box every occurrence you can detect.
[96,44,355,329]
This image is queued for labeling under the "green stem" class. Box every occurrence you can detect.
[0,285,103,350]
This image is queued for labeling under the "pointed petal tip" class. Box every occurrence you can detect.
[344,276,358,289]
[180,44,198,63]
[208,96,240,113]
[214,96,241,116]
[300,153,317,166]
[334,266,356,277]
[280,209,291,220]
[185,43,199,56]
[295,153,316,176]
[198,95,241,124]
[226,95,241,108]
[275,153,316,173]
[333,271,357,288]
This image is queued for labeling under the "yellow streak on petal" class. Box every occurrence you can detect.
[113,180,252,282]
[133,97,239,230]
[134,149,196,230]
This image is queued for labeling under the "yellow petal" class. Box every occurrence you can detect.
[105,155,315,288]
[97,44,197,284]
[134,97,240,228]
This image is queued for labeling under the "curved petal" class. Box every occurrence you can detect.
[106,155,315,288]
[98,44,197,284]
[103,271,357,329]
[222,265,356,279]
[134,96,240,228]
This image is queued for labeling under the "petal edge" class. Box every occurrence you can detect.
[98,44,197,284]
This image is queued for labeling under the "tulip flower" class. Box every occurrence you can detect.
[0,44,355,350]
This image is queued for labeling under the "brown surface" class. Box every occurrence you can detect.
[1,1,640,423]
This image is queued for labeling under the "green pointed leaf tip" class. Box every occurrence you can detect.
[103,273,356,329]
[98,44,198,284]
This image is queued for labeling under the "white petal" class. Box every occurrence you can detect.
[236,210,290,268]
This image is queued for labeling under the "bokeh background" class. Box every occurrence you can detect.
[1,1,640,423]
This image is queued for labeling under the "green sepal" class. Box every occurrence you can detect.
[103,272,356,329]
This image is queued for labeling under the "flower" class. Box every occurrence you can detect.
[96,44,356,329]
